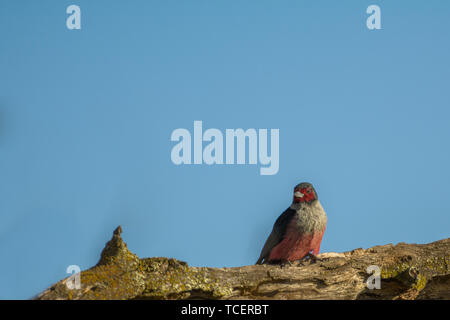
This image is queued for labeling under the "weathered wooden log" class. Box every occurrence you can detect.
[35,226,449,300]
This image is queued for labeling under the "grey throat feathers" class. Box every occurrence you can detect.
[289,200,327,234]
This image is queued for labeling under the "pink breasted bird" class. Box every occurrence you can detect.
[256,182,327,264]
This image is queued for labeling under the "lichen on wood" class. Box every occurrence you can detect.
[35,226,449,300]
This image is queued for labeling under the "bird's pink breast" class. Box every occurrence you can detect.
[268,225,326,261]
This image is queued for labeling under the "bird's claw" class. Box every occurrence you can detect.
[278,260,294,269]
[305,253,322,263]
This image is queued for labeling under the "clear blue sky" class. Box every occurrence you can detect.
[1,1,449,299]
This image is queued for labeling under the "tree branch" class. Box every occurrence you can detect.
[35,226,449,300]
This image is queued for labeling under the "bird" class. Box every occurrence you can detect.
[256,182,327,264]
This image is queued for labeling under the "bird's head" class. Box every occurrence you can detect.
[293,182,318,204]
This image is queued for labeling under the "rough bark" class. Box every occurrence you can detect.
[35,226,449,300]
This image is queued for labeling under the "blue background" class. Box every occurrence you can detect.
[1,1,449,299]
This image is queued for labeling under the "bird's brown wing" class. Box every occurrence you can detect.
[256,207,296,264]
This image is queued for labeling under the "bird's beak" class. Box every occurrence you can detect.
[294,191,304,198]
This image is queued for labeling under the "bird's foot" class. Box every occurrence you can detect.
[293,253,322,265]
[276,260,295,269]
[305,253,322,263]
